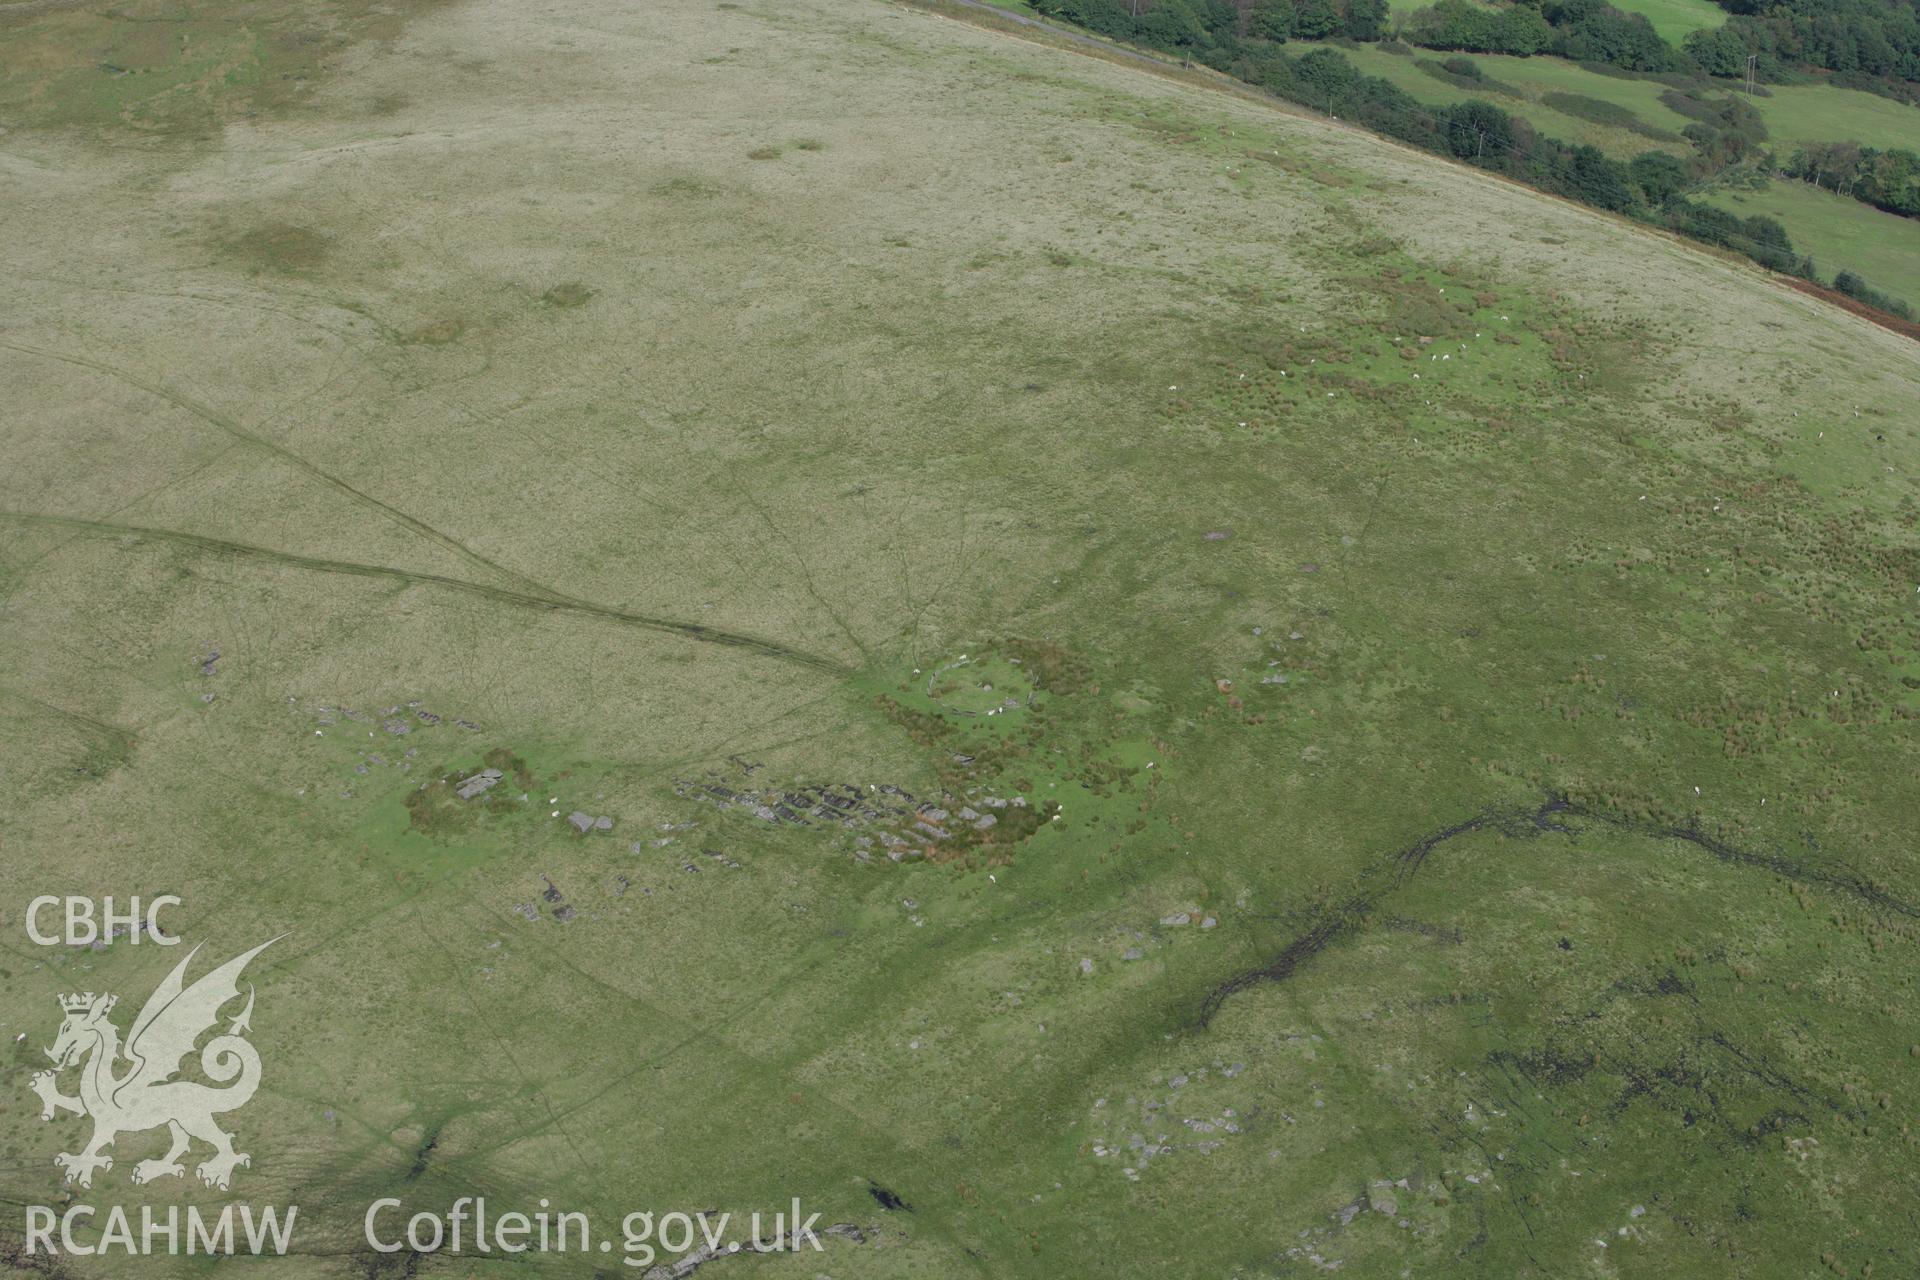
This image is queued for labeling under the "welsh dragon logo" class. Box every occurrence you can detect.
[27,938,280,1191]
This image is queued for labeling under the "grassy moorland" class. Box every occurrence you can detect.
[1,0,1918,1277]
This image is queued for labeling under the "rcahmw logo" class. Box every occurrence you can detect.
[21,935,299,1259]
[26,1203,296,1259]
[28,937,279,1189]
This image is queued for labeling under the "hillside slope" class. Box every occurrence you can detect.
[2,0,1917,1276]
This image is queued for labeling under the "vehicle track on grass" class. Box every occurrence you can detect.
[1196,795,1917,1027]
[0,511,850,674]
[0,338,580,609]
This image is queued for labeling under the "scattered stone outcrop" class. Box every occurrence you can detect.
[456,769,504,800]
[674,772,1042,865]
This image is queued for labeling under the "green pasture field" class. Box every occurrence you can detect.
[1742,78,1920,152]
[1704,178,1920,306]
[1609,0,1729,42]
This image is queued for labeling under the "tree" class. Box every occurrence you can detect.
[1135,0,1213,46]
[1344,0,1389,40]
[1295,45,1362,99]
[1681,24,1749,76]
[1741,214,1793,252]
[1292,0,1342,39]
[1408,0,1553,54]
[1494,6,1555,54]
[1446,100,1514,159]
[1834,270,1914,319]
[1564,144,1635,209]
[1629,150,1690,205]
[1250,0,1297,40]
[1559,7,1671,70]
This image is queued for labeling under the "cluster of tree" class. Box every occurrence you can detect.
[1666,200,1810,273]
[1782,141,1920,216]
[1548,0,1674,70]
[1047,0,1920,96]
[1658,87,1769,165]
[1404,0,1670,70]
[1401,0,1553,54]
[1685,0,1920,98]
[1247,0,1388,41]
[1242,43,1807,257]
[1411,0,1920,96]
[1834,268,1916,318]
